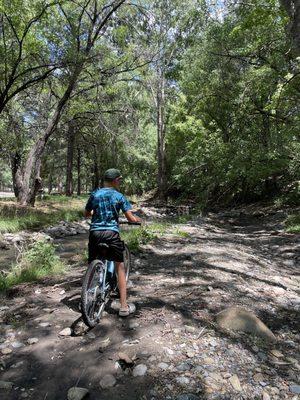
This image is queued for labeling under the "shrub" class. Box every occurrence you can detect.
[0,240,66,291]
[285,214,300,234]
[122,226,157,253]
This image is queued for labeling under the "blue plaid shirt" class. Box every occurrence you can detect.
[85,188,132,232]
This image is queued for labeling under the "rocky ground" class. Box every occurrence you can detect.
[0,206,299,400]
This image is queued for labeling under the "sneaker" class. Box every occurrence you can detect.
[119,303,136,317]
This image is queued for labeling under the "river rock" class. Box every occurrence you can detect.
[132,364,147,377]
[176,395,199,400]
[253,373,265,383]
[229,374,242,391]
[270,349,283,358]
[186,350,195,358]
[59,327,72,336]
[100,374,116,388]
[262,391,271,400]
[177,362,191,371]
[203,357,214,365]
[39,322,51,328]
[290,385,300,394]
[185,325,196,333]
[129,321,139,329]
[176,377,190,386]
[110,300,120,311]
[118,352,133,364]
[73,321,87,336]
[11,341,24,348]
[1,348,12,355]
[11,361,24,368]
[27,338,39,345]
[67,387,89,400]
[158,362,169,370]
[216,307,276,342]
[0,380,13,389]
[0,237,10,249]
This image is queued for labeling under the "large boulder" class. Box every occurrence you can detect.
[216,306,276,342]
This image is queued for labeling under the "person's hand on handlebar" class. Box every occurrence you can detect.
[84,209,93,218]
[124,210,143,224]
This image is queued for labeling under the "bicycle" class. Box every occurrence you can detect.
[81,221,141,328]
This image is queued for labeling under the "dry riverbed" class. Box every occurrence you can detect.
[0,206,299,400]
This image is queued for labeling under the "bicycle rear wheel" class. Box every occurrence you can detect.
[81,260,107,328]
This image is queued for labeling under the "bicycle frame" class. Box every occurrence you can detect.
[97,259,115,301]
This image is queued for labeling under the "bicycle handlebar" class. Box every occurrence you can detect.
[119,220,142,225]
[86,220,142,226]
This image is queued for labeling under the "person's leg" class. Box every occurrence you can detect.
[115,262,127,309]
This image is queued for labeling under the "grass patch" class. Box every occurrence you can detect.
[285,213,300,233]
[122,226,158,253]
[121,222,190,252]
[172,228,190,238]
[40,194,88,203]
[0,240,66,291]
[0,195,87,233]
[174,215,191,224]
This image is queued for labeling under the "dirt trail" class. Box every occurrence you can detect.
[0,209,299,400]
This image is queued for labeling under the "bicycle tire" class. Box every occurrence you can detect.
[81,260,106,328]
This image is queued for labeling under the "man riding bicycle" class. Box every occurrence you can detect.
[84,168,142,317]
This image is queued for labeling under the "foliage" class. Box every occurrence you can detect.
[285,213,300,233]
[0,240,66,291]
[0,0,299,208]
[167,0,300,207]
[121,225,158,253]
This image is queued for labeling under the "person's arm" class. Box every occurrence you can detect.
[84,193,94,218]
[124,210,142,223]
[120,193,142,223]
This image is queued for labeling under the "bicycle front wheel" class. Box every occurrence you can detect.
[81,260,106,328]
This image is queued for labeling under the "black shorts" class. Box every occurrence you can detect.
[88,230,125,263]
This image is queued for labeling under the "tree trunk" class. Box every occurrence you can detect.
[57,176,63,194]
[47,160,54,194]
[280,0,300,56]
[65,120,76,196]
[16,64,82,206]
[77,146,81,196]
[29,159,42,206]
[48,174,53,194]
[10,152,23,198]
[93,148,100,190]
[157,70,167,201]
